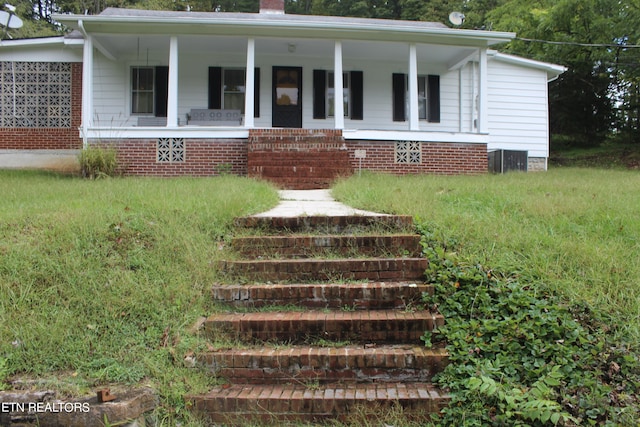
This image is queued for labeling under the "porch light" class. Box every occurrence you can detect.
[288,43,296,53]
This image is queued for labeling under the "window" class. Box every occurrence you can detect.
[313,70,363,120]
[395,141,422,164]
[327,72,349,117]
[223,69,245,110]
[392,73,440,123]
[131,66,168,116]
[131,67,154,114]
[418,76,427,120]
[209,67,260,117]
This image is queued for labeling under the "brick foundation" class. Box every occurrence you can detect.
[90,139,247,177]
[346,140,488,175]
[0,63,82,151]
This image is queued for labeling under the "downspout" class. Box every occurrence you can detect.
[78,20,92,147]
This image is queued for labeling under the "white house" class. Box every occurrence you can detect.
[0,1,566,187]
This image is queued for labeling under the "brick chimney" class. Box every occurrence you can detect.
[260,0,285,14]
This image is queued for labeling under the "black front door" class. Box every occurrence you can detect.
[272,66,302,128]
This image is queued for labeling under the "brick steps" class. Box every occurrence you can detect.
[234,215,415,234]
[189,383,448,424]
[247,129,352,190]
[204,310,443,344]
[211,282,432,310]
[198,345,448,384]
[189,212,449,424]
[231,234,422,258]
[215,257,428,282]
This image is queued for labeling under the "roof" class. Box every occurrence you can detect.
[490,50,567,81]
[52,7,515,48]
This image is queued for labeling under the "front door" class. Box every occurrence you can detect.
[272,66,302,128]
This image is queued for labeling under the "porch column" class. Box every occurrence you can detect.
[244,38,255,128]
[408,43,419,131]
[478,48,489,133]
[81,32,93,146]
[167,36,179,128]
[334,40,345,129]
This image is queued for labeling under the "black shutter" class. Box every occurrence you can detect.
[208,67,222,109]
[350,71,363,120]
[392,73,406,122]
[254,67,260,118]
[154,66,169,117]
[313,69,327,119]
[427,74,440,123]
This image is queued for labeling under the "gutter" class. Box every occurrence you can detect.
[52,13,515,47]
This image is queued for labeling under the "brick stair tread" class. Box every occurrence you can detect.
[230,234,422,258]
[234,215,415,233]
[189,382,449,422]
[211,281,431,309]
[204,309,443,344]
[215,257,428,282]
[199,345,448,383]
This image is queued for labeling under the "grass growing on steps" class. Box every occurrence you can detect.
[0,171,279,423]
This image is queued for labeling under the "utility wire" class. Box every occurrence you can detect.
[516,37,640,49]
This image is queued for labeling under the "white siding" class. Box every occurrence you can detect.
[91,41,467,132]
[0,43,82,62]
[487,59,550,158]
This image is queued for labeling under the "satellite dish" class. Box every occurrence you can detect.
[0,9,23,29]
[449,11,465,26]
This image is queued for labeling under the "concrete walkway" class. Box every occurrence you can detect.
[253,189,386,217]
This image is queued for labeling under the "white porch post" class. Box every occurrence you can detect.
[408,43,419,131]
[81,33,93,146]
[334,40,344,130]
[244,38,255,128]
[167,36,179,128]
[478,48,489,133]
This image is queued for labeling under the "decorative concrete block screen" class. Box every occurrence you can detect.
[395,141,422,164]
[0,62,72,128]
[157,138,185,162]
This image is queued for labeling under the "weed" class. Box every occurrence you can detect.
[419,223,640,426]
[78,145,118,179]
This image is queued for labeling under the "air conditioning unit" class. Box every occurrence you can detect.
[488,150,528,173]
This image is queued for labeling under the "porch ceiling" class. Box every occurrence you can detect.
[93,34,476,65]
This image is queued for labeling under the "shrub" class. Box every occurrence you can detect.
[79,146,118,179]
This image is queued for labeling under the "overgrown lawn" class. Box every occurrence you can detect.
[333,168,640,425]
[333,168,640,340]
[0,171,279,422]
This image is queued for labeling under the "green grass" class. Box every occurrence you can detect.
[0,171,279,422]
[333,168,640,425]
[550,142,640,169]
[2,167,639,425]
[332,168,640,341]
